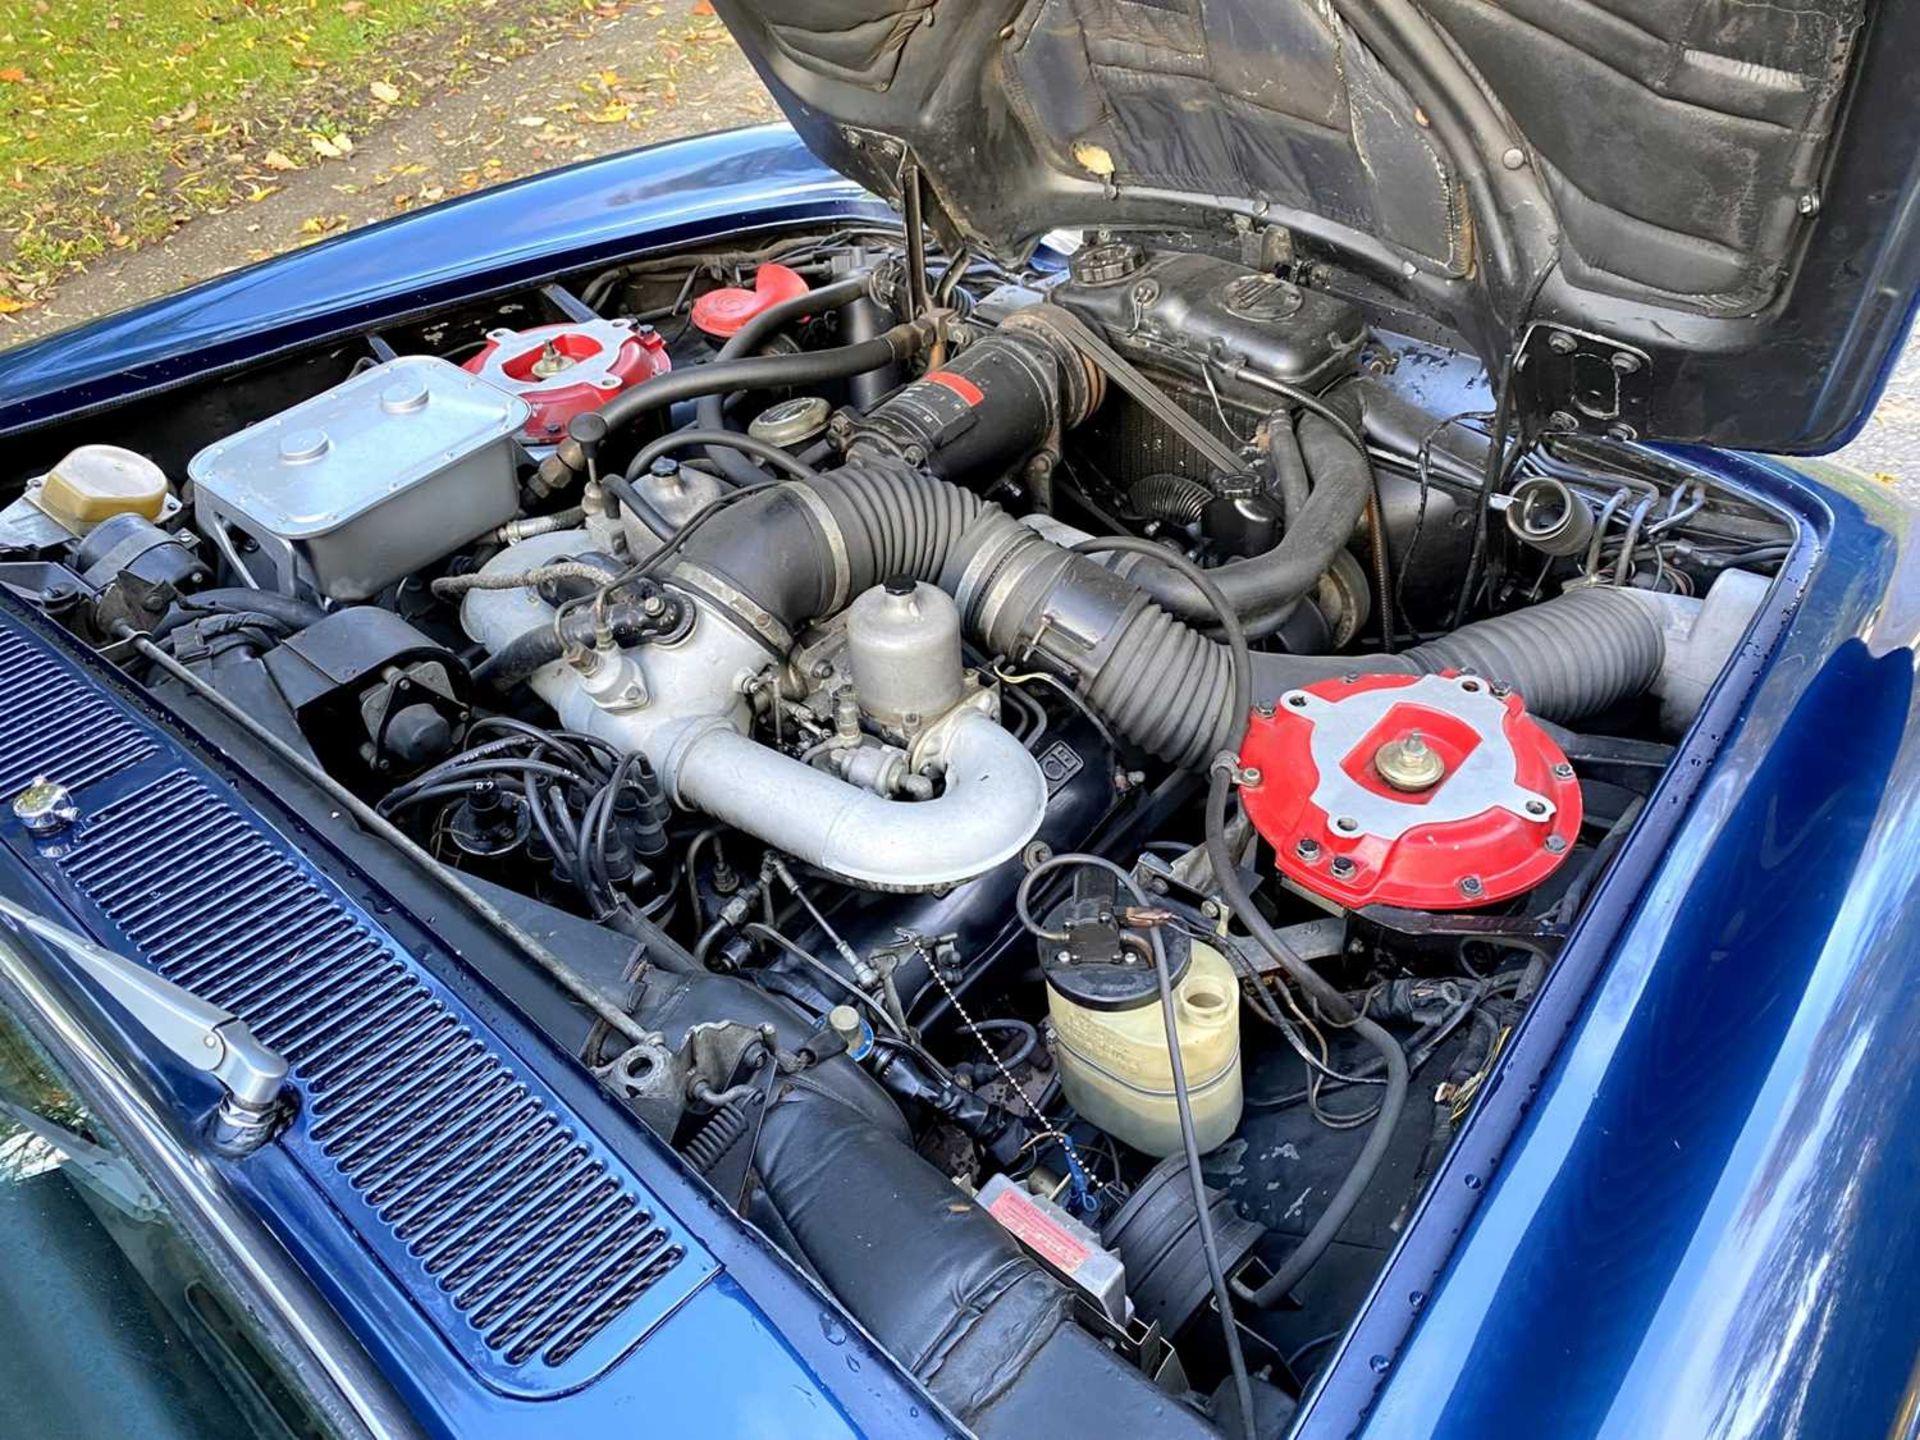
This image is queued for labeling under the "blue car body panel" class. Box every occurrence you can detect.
[0,592,953,1440]
[1,124,1917,1440]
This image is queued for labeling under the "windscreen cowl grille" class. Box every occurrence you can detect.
[56,768,711,1387]
[0,627,155,799]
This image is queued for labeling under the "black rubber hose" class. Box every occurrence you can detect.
[1249,583,1665,725]
[1203,767,1410,1308]
[1112,411,1371,640]
[582,321,926,447]
[1070,535,1252,749]
[471,601,673,693]
[1266,410,1311,525]
[693,272,876,484]
[153,587,327,639]
[1017,854,1257,1440]
[646,459,1662,767]
[624,428,823,483]
[1128,473,1214,525]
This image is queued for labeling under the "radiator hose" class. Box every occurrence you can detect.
[1111,407,1373,640]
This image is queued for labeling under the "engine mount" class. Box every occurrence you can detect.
[1238,671,1581,910]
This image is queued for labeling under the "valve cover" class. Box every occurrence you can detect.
[464,318,668,445]
[1238,672,1581,910]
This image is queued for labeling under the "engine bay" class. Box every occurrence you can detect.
[0,222,1793,1437]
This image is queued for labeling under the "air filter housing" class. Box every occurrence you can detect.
[1238,671,1582,910]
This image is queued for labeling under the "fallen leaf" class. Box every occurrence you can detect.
[0,297,27,313]
[515,114,548,127]
[262,149,300,171]
[1073,141,1116,178]
[0,68,26,85]
[370,79,401,103]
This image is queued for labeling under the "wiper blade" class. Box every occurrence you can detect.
[0,895,289,1155]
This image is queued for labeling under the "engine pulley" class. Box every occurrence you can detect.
[464,318,669,445]
[1238,671,1581,910]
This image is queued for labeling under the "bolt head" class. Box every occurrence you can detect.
[1501,146,1527,170]
[1330,856,1357,879]
[1610,351,1642,375]
[1547,331,1579,356]
[11,776,76,836]
[1553,762,1576,780]
[1295,837,1322,861]
[1545,834,1569,853]
[1240,766,1263,787]
[1458,875,1484,898]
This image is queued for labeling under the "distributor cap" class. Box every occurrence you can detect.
[1238,671,1581,910]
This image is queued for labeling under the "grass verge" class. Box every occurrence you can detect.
[0,0,639,311]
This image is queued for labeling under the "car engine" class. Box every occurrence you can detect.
[0,225,1791,1437]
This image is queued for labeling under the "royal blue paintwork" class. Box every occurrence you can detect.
[0,124,880,431]
[0,591,955,1439]
[2,123,1918,1440]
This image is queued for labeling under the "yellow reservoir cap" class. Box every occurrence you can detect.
[35,445,171,530]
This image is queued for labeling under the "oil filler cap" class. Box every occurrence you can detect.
[1238,672,1581,910]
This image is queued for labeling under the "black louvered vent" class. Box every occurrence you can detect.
[59,769,703,1380]
[0,627,155,799]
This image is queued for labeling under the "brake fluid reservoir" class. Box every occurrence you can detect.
[1045,931,1242,1158]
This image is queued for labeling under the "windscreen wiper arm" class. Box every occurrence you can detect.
[0,894,289,1155]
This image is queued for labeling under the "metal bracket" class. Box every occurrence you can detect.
[1513,323,1652,440]
[0,896,289,1156]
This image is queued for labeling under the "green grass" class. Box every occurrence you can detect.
[0,0,608,305]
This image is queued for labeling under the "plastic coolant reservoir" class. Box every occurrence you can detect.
[33,445,171,531]
[1046,936,1243,1158]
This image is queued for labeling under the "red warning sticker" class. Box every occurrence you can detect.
[987,1186,1089,1273]
[923,369,985,406]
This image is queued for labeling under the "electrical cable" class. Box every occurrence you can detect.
[1207,767,1409,1308]
[1014,853,1256,1440]
[623,428,824,483]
